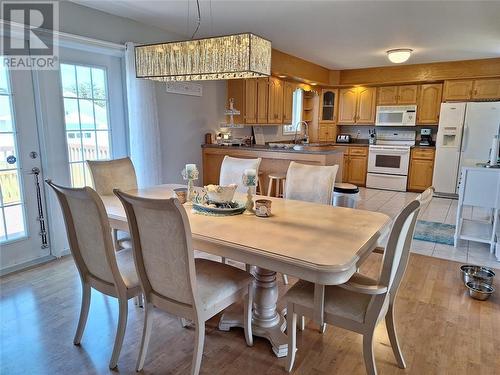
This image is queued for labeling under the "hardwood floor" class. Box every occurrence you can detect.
[1,252,498,374]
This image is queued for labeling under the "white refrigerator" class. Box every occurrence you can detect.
[433,101,500,195]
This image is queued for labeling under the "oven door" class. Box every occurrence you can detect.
[368,146,410,175]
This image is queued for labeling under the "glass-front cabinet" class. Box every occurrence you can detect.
[319,88,338,123]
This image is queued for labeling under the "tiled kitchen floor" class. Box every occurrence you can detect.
[356,188,499,269]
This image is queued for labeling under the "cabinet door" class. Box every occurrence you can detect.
[283,81,295,124]
[408,159,434,192]
[256,78,269,124]
[347,155,367,186]
[397,85,418,104]
[377,86,398,105]
[443,80,473,101]
[338,88,358,124]
[472,79,500,100]
[356,87,377,124]
[319,89,338,123]
[342,155,350,183]
[318,124,328,141]
[268,77,283,124]
[244,79,257,124]
[327,124,336,141]
[226,79,246,124]
[417,84,443,124]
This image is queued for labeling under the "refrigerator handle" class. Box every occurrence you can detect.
[461,123,469,152]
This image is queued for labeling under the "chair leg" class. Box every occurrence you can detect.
[109,298,128,369]
[267,178,273,197]
[385,304,406,369]
[136,302,154,371]
[298,315,305,331]
[244,284,254,346]
[112,228,120,250]
[73,281,91,345]
[180,317,189,328]
[363,330,377,375]
[285,302,297,372]
[191,319,205,375]
[282,273,289,285]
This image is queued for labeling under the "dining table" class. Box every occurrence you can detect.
[101,184,390,358]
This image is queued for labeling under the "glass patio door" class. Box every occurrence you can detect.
[0,66,50,272]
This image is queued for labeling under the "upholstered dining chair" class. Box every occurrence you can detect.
[280,161,339,285]
[284,187,434,375]
[45,180,141,370]
[219,155,262,193]
[87,157,138,250]
[284,161,339,205]
[114,189,254,375]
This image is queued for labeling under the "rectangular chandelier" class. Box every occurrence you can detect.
[135,33,271,82]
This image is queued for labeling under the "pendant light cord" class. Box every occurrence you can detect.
[191,0,201,39]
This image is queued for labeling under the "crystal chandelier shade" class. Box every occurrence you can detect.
[135,33,271,81]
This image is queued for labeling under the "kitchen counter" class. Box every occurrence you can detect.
[202,143,345,155]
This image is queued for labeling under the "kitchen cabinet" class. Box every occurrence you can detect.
[377,85,418,105]
[319,88,338,123]
[342,146,368,186]
[283,81,295,124]
[417,84,443,124]
[268,77,284,124]
[244,79,258,123]
[338,87,376,125]
[226,79,246,124]
[318,124,336,142]
[407,147,435,192]
[443,78,500,101]
[256,78,269,124]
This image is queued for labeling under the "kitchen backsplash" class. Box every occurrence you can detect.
[338,125,437,141]
[230,125,297,143]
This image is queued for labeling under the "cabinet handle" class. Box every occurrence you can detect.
[474,89,478,95]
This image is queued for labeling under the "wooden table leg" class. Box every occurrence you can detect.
[219,266,288,357]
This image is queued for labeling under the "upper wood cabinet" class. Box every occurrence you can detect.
[226,79,246,124]
[356,87,377,124]
[417,84,443,124]
[443,78,500,101]
[338,88,359,124]
[319,88,338,123]
[256,78,269,124]
[244,79,257,124]
[377,85,418,105]
[268,77,284,124]
[283,81,295,124]
[473,79,500,100]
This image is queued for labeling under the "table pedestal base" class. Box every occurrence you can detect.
[218,267,288,357]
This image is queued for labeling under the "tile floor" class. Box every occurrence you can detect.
[356,188,499,269]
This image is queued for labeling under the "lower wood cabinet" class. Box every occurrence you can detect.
[342,146,368,186]
[407,147,435,192]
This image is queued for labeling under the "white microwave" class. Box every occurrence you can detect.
[376,105,417,126]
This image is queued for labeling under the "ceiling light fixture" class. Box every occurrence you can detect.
[135,0,271,81]
[386,48,413,64]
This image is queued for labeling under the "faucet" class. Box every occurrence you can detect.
[293,121,309,145]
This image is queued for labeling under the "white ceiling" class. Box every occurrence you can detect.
[72,0,500,70]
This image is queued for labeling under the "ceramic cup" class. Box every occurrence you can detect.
[174,187,188,204]
[255,199,272,217]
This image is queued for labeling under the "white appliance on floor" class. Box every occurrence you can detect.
[366,130,416,191]
[433,102,500,196]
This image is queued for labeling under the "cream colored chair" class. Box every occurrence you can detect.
[219,155,262,193]
[281,162,339,285]
[87,157,138,250]
[114,190,254,375]
[284,161,338,205]
[284,187,434,375]
[45,180,141,370]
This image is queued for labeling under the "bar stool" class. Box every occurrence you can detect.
[256,171,264,195]
[267,173,286,198]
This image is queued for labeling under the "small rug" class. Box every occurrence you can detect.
[413,220,456,245]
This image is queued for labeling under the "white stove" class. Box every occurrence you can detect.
[366,130,416,191]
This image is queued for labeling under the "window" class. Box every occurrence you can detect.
[60,63,112,187]
[0,66,27,242]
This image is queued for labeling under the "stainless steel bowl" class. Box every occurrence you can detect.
[460,265,495,286]
[466,281,495,301]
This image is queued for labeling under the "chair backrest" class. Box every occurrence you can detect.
[379,187,434,295]
[45,180,124,288]
[87,157,138,195]
[284,161,339,205]
[219,156,262,194]
[114,190,197,308]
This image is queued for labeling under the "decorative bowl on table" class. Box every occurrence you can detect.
[204,184,238,204]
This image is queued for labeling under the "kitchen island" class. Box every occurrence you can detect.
[202,144,345,193]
